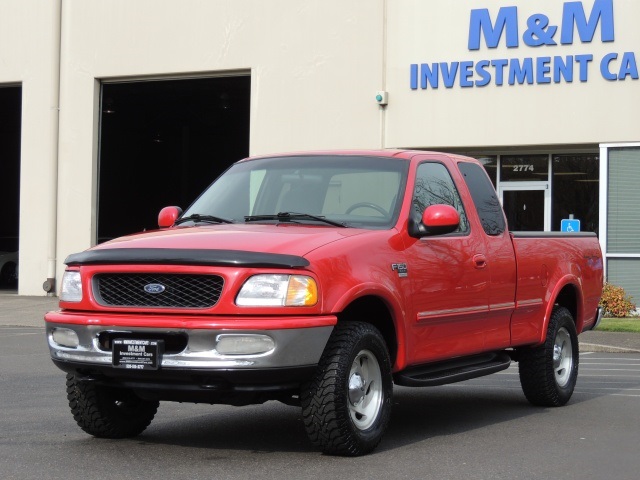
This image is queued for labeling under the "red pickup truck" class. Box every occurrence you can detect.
[45,150,603,456]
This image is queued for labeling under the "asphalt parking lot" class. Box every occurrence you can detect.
[1,323,639,480]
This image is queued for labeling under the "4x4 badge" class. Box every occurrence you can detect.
[391,263,408,277]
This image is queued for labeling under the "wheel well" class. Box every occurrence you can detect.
[336,296,398,364]
[555,285,578,322]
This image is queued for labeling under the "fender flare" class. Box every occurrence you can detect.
[331,282,409,371]
[539,275,584,344]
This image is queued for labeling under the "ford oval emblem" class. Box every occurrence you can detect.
[144,283,166,294]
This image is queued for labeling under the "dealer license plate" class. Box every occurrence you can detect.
[112,339,164,370]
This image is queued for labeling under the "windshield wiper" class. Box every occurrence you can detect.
[244,212,348,228]
[175,213,234,225]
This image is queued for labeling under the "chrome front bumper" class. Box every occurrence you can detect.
[46,323,333,370]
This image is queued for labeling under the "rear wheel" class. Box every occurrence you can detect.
[66,374,159,438]
[301,322,393,456]
[518,307,579,406]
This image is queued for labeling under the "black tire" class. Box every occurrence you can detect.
[66,374,159,438]
[301,322,393,456]
[518,307,579,407]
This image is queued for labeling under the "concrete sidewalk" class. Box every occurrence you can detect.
[1,293,639,353]
[577,330,640,353]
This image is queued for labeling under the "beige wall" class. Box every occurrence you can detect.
[386,0,640,148]
[54,0,385,295]
[0,0,60,295]
[3,0,639,294]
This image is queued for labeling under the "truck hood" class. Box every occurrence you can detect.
[88,224,368,258]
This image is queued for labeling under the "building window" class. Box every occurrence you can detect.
[552,154,599,234]
[602,145,640,304]
[607,148,640,253]
[500,154,549,182]
[472,152,599,234]
[607,259,640,302]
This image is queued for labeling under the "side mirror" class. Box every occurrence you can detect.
[422,204,460,233]
[409,204,460,238]
[158,206,183,228]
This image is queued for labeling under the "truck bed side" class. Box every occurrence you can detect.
[510,232,603,346]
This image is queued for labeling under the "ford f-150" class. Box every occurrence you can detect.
[45,150,604,456]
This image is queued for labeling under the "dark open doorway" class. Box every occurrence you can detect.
[0,86,21,290]
[98,75,251,243]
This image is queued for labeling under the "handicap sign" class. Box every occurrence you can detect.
[561,219,581,232]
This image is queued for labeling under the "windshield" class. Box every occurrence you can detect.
[183,155,409,229]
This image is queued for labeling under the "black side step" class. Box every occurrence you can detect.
[393,351,512,387]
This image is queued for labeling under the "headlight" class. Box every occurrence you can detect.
[60,271,83,302]
[236,274,318,306]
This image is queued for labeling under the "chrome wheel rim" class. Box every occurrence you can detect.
[553,327,573,387]
[348,349,383,430]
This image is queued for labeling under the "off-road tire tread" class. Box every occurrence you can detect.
[301,322,392,456]
[518,307,579,407]
[66,374,159,438]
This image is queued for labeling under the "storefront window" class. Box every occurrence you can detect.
[468,152,600,234]
[552,154,599,234]
[500,154,549,182]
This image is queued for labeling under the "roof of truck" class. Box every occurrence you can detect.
[237,149,478,164]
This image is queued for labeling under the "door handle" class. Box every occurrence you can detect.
[473,254,487,269]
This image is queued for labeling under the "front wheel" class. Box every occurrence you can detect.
[66,374,159,438]
[301,322,393,456]
[518,307,579,406]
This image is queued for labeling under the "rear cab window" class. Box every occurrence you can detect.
[457,162,506,236]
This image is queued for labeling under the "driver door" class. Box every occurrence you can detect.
[404,161,490,364]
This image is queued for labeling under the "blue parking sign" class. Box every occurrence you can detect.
[561,219,581,232]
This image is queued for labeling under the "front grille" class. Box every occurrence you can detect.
[94,273,224,308]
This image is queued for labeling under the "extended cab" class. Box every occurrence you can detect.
[45,150,603,456]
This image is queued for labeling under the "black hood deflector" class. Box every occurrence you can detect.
[65,248,310,269]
